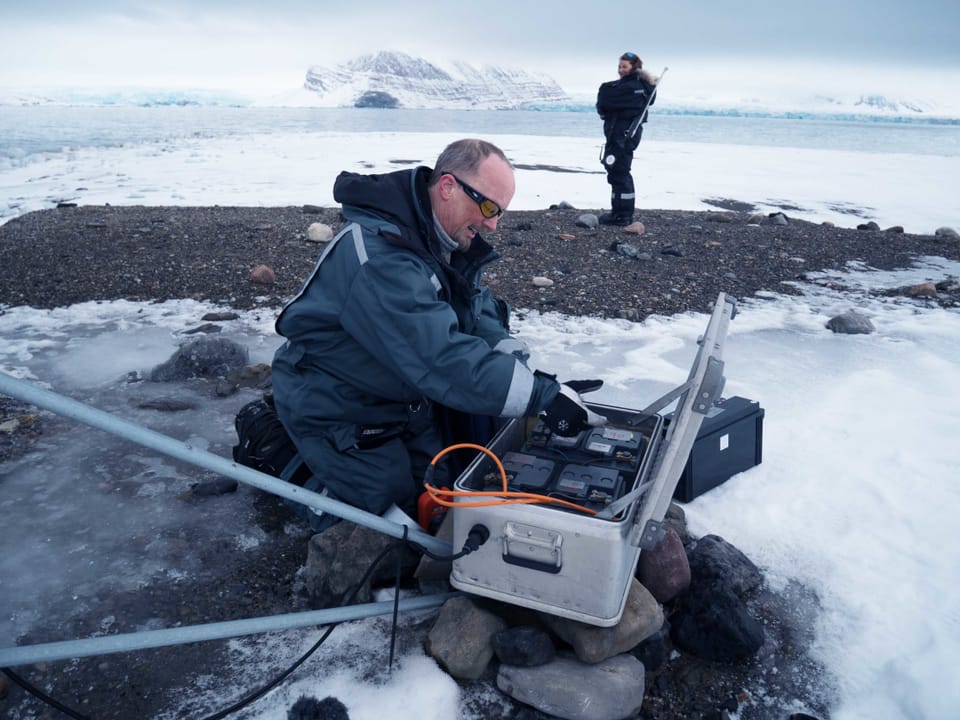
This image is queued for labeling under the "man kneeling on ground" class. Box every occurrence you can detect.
[271,138,605,532]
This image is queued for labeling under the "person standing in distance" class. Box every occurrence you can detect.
[270,138,606,531]
[596,52,659,226]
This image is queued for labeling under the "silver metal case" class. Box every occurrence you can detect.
[449,293,736,627]
[449,408,662,627]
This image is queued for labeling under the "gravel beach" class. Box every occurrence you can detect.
[2,203,959,318]
[2,202,959,720]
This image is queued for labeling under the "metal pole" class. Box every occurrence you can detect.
[0,592,458,666]
[626,66,668,140]
[0,371,452,556]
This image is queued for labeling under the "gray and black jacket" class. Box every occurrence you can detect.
[270,166,558,511]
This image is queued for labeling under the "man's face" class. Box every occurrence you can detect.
[435,155,515,251]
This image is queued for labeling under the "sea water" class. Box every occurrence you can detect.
[1,105,958,171]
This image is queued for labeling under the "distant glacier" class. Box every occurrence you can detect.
[1,48,958,122]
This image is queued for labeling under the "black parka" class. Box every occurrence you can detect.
[596,71,657,150]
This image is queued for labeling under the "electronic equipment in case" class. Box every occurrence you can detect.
[450,293,738,627]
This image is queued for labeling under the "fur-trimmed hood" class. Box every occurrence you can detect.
[637,68,658,85]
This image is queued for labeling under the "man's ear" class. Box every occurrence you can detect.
[439,173,456,200]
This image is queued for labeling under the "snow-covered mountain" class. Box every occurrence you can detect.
[302,50,569,110]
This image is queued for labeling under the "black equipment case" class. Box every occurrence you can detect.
[672,396,764,502]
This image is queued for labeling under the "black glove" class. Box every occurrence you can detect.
[541,384,608,437]
[564,379,603,395]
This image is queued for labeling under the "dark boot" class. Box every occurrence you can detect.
[600,194,635,226]
[599,212,633,226]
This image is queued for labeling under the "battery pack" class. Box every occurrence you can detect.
[672,396,764,502]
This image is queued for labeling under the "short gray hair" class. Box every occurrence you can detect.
[430,138,511,186]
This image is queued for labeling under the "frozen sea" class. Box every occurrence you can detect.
[1,104,959,720]
[1,104,959,232]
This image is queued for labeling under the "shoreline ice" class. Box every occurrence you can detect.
[2,130,958,235]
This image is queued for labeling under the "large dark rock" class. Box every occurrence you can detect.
[287,695,350,720]
[149,336,249,381]
[189,477,238,497]
[669,534,766,663]
[492,625,556,667]
[686,534,763,597]
[671,581,765,662]
[303,522,419,607]
[630,619,672,673]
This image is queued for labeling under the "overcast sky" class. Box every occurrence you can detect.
[2,0,959,97]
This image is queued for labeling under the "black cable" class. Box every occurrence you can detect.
[387,525,408,671]
[408,523,490,562]
[1,667,91,720]
[198,539,404,720]
[4,524,488,720]
[405,523,489,563]
[408,541,471,562]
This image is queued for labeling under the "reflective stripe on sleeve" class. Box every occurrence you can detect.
[350,223,369,265]
[500,360,535,417]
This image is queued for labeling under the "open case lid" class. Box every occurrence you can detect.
[595,293,737,547]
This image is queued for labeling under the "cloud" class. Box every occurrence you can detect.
[0,9,316,90]
[335,0,960,68]
[1,0,958,95]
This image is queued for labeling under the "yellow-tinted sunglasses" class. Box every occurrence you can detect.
[450,174,504,219]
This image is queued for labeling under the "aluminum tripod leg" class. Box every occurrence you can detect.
[0,371,452,557]
[0,593,458,666]
[0,370,457,667]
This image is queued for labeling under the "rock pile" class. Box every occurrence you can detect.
[300,506,821,720]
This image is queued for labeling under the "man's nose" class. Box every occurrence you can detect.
[481,215,500,231]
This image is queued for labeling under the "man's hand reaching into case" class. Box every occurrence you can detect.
[541,381,607,436]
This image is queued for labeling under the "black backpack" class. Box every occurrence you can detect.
[232,394,311,485]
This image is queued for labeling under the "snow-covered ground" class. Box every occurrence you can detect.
[1,128,959,719]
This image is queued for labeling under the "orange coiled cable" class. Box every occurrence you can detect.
[423,442,598,516]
